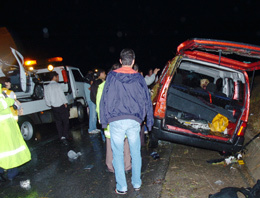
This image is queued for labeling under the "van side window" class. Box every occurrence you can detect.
[228,78,235,99]
[234,80,245,104]
[216,78,223,93]
[223,78,235,98]
[72,69,84,82]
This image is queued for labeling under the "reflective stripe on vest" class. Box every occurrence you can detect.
[104,130,110,138]
[0,98,8,109]
[13,115,18,121]
[0,113,13,121]
[0,145,26,159]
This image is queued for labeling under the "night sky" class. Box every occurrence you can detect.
[1,0,260,75]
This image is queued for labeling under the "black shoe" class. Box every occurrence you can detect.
[0,174,6,182]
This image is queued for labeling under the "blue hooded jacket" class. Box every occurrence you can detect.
[100,67,154,130]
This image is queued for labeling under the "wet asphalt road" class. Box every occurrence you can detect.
[0,121,173,198]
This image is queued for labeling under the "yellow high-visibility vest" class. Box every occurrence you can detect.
[2,88,18,121]
[0,85,31,170]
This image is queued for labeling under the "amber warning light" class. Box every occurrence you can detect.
[48,57,63,62]
[24,60,37,66]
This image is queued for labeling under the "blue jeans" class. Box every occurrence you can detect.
[110,119,141,191]
[88,100,97,132]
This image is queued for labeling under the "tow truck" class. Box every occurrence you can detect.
[1,48,88,141]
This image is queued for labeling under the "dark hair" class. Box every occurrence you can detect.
[49,71,58,80]
[0,77,11,87]
[120,49,135,65]
[85,73,94,84]
[133,64,139,72]
[97,69,105,77]
[109,63,121,72]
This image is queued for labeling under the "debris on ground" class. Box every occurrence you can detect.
[209,179,260,198]
[84,165,94,170]
[214,180,224,185]
[207,153,244,166]
[67,150,82,160]
[20,179,31,190]
[150,152,160,160]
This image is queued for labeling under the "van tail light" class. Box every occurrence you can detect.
[154,99,166,119]
[237,122,247,137]
[154,77,171,119]
[62,69,68,83]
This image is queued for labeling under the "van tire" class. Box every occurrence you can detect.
[77,103,85,123]
[148,132,159,148]
[18,116,34,141]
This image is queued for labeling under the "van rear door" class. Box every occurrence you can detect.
[177,38,260,71]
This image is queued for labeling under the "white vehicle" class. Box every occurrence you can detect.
[1,48,87,140]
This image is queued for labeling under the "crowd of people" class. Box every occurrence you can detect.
[0,49,160,195]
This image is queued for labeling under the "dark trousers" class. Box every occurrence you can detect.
[0,167,18,180]
[52,105,70,139]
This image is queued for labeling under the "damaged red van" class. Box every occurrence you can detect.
[149,38,260,154]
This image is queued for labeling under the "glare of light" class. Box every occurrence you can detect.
[48,57,63,62]
[47,64,54,71]
[28,66,34,71]
[24,60,37,66]
[95,69,98,72]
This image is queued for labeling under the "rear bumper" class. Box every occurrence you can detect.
[152,118,244,153]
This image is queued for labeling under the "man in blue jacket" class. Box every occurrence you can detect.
[100,49,154,195]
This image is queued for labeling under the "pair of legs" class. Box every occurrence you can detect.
[87,100,97,133]
[110,119,141,192]
[52,105,70,139]
[0,167,18,180]
[106,138,131,172]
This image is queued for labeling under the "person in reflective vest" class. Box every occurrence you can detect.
[0,77,22,121]
[0,84,31,182]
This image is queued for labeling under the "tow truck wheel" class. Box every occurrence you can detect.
[18,117,34,141]
[77,103,85,123]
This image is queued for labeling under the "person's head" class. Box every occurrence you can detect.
[49,71,59,82]
[148,68,153,76]
[85,73,94,84]
[109,63,121,72]
[0,77,11,89]
[200,78,209,90]
[119,49,135,67]
[133,64,139,72]
[97,69,106,80]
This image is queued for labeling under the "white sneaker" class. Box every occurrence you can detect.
[89,129,100,134]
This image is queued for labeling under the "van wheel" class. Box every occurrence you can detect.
[18,116,34,141]
[148,132,158,148]
[77,103,85,123]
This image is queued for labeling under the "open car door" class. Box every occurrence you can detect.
[10,47,28,92]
